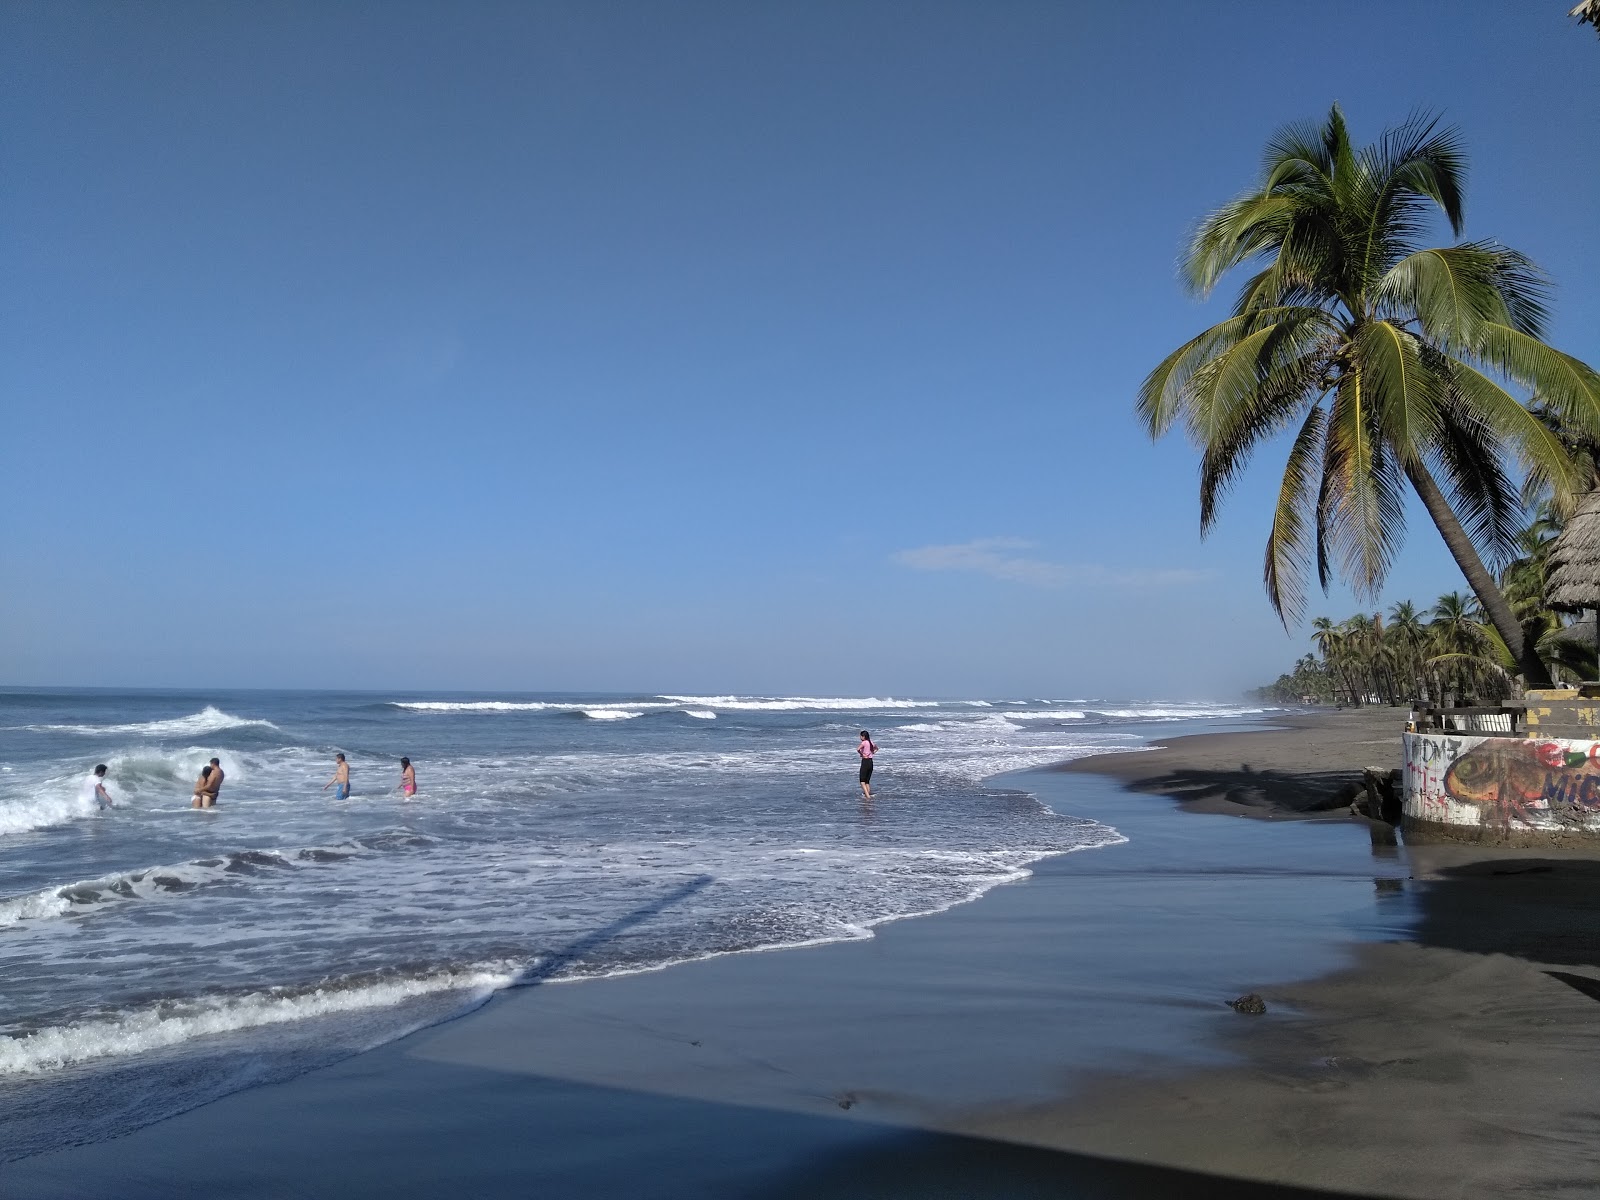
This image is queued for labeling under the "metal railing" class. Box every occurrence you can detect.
[1409,706,1524,736]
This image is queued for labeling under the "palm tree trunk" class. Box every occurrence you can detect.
[1405,462,1554,689]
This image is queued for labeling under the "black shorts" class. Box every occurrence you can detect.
[859,758,874,783]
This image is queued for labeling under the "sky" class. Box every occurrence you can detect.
[2,1,1597,699]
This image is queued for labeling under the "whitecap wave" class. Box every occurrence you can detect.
[581,709,642,721]
[0,963,519,1077]
[1090,705,1273,719]
[28,707,278,738]
[658,695,939,711]
[895,714,1023,734]
[0,790,100,838]
[999,709,1087,721]
[392,700,569,713]
[0,838,397,929]
[680,710,717,720]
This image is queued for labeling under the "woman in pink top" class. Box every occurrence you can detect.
[857,731,878,799]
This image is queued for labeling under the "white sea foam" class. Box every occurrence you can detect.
[0,964,518,1077]
[392,700,572,712]
[581,709,642,720]
[1000,709,1087,721]
[681,710,717,719]
[0,861,246,927]
[658,695,939,711]
[0,840,379,929]
[28,707,278,738]
[1090,705,1273,719]
[392,700,671,715]
[0,788,100,838]
[896,714,1023,734]
[397,695,944,715]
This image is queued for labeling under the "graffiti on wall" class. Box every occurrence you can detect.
[1404,732,1600,831]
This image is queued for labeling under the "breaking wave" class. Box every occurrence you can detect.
[0,833,433,928]
[26,707,278,738]
[658,695,939,711]
[0,963,519,1077]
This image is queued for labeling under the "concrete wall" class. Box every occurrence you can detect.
[1403,730,1600,843]
[1522,690,1600,739]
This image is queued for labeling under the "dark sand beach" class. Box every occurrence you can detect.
[8,711,1600,1198]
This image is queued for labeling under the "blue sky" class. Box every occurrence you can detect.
[3,2,1597,698]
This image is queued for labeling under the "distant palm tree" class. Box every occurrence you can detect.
[1428,591,1507,701]
[1387,600,1428,699]
[1139,106,1600,688]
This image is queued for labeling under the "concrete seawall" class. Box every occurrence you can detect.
[1403,729,1600,844]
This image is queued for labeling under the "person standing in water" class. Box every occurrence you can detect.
[201,757,224,807]
[323,752,350,800]
[398,757,416,798]
[83,764,116,809]
[857,730,878,800]
[192,765,213,809]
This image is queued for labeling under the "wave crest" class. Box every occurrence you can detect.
[27,706,278,738]
[0,963,518,1077]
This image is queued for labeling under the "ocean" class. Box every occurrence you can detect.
[0,688,1275,1159]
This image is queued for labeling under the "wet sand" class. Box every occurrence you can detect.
[1054,707,1404,818]
[8,710,1600,1198]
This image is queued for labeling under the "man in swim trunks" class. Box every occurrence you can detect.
[323,752,350,800]
[201,757,224,807]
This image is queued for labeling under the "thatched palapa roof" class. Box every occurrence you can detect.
[1574,0,1600,35]
[1546,490,1600,611]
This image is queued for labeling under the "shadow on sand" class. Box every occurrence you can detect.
[1116,763,1357,813]
[1408,857,1600,972]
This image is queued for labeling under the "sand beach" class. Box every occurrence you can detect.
[7,709,1600,1198]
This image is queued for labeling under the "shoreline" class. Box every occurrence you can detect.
[1056,706,1402,820]
[979,710,1600,1196]
[8,711,1599,1197]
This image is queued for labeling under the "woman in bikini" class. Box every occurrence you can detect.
[192,764,213,810]
[399,757,416,798]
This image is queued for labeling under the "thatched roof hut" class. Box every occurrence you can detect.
[1574,0,1600,34]
[1546,491,1600,612]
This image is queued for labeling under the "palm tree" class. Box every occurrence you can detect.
[1574,1,1600,36]
[1428,591,1509,702]
[1139,106,1600,688]
[1387,600,1428,700]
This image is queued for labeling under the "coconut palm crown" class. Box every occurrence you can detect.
[1140,105,1600,687]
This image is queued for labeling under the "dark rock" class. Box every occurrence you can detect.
[1350,767,1403,824]
[1228,993,1268,1014]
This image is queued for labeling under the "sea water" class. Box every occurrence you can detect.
[0,688,1275,1158]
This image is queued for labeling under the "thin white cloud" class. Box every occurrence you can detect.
[891,538,1211,589]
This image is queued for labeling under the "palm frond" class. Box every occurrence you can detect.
[1263,404,1328,624]
[1377,243,1547,350]
[1427,397,1524,568]
[1471,324,1600,441]
[1448,359,1582,506]
[1356,319,1444,463]
[1322,368,1407,595]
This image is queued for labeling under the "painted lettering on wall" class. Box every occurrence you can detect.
[1403,732,1600,832]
